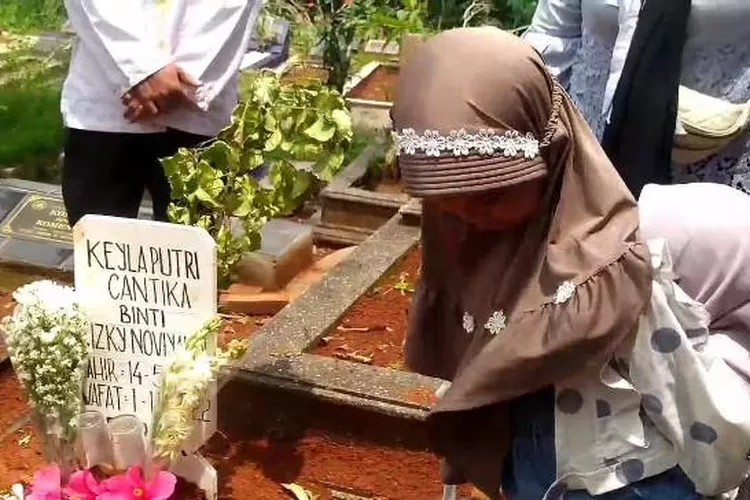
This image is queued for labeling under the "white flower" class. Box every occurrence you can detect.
[521,133,540,159]
[422,130,445,157]
[476,130,496,155]
[193,354,213,379]
[151,318,226,463]
[449,129,471,156]
[554,280,576,304]
[3,280,88,440]
[40,328,58,344]
[392,128,419,155]
[484,310,507,337]
[462,312,475,334]
[9,483,24,500]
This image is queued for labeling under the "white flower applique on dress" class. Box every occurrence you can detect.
[484,310,507,337]
[554,280,576,304]
[462,312,475,334]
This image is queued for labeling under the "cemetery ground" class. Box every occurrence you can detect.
[0,240,477,499]
[0,3,535,498]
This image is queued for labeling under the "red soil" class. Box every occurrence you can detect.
[310,246,420,370]
[205,383,476,499]
[0,264,487,500]
[0,374,477,499]
[348,66,399,102]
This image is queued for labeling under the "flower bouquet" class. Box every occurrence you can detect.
[151,318,242,466]
[0,279,244,499]
[2,281,89,475]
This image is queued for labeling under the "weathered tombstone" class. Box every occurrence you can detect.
[73,215,218,498]
[1,193,72,246]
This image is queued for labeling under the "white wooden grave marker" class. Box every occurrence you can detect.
[74,215,218,498]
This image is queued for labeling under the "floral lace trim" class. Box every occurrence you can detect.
[392,128,540,159]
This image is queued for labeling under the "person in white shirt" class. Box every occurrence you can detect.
[60,0,262,226]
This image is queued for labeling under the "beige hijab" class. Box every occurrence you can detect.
[392,28,652,497]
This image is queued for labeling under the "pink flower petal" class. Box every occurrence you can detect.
[33,465,61,490]
[126,465,144,486]
[146,471,177,500]
[28,465,62,499]
[97,492,132,500]
[63,470,101,499]
[100,474,133,493]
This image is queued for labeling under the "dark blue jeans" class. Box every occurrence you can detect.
[501,388,701,500]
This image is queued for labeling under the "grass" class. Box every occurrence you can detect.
[0,42,67,182]
[0,0,67,181]
[0,72,65,182]
[0,0,65,34]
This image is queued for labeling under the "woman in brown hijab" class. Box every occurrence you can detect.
[392,28,750,499]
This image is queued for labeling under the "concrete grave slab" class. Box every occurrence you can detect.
[316,146,412,245]
[230,214,444,421]
[236,218,313,290]
[344,62,397,131]
[0,239,72,270]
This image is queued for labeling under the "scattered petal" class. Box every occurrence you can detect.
[282,483,312,500]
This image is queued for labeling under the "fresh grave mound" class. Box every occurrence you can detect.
[309,246,420,370]
[205,382,477,499]
[0,372,46,490]
[348,65,399,102]
[0,373,476,500]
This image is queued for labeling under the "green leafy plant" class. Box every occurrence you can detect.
[253,13,278,52]
[426,0,537,30]
[307,0,430,92]
[308,0,361,92]
[162,71,353,287]
[359,132,400,190]
[0,0,65,33]
[357,0,430,45]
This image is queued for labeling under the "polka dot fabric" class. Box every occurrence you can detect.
[549,240,750,498]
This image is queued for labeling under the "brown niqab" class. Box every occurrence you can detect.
[391,28,652,498]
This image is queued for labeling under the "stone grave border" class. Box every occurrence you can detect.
[230,213,442,421]
[315,146,413,245]
[344,61,397,131]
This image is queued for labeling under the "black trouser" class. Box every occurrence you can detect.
[61,128,209,227]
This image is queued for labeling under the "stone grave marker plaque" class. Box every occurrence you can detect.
[1,193,72,246]
[73,215,217,452]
